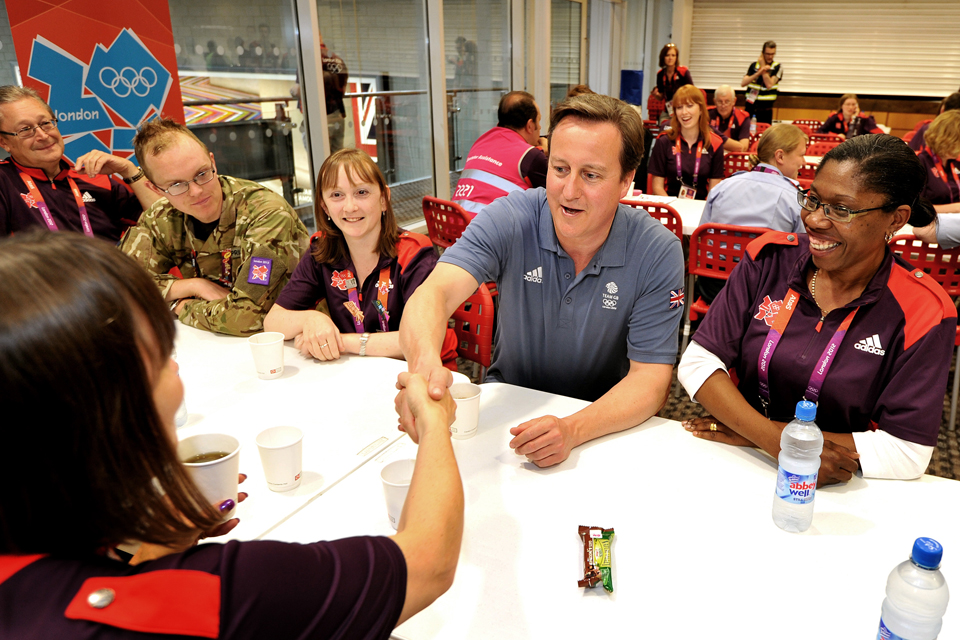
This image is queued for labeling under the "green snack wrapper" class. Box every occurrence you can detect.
[577,525,614,592]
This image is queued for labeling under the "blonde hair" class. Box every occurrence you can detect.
[924,110,960,160]
[749,123,808,168]
[133,119,210,182]
[667,85,711,143]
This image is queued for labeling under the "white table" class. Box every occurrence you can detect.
[268,382,959,639]
[174,324,409,541]
[622,193,706,235]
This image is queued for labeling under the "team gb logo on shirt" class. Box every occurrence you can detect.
[601,281,619,310]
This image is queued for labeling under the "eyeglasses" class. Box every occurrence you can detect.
[0,119,59,139]
[157,167,217,196]
[796,189,893,223]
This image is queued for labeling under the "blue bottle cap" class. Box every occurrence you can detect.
[794,400,817,422]
[912,537,943,570]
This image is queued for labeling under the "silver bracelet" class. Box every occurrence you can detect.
[359,332,370,356]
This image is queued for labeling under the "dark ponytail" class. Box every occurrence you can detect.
[910,197,937,228]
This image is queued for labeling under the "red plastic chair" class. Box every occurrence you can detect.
[643,119,659,138]
[747,132,761,152]
[888,234,960,430]
[621,200,683,241]
[755,122,770,135]
[450,282,495,382]
[723,151,753,178]
[648,93,665,123]
[793,123,812,136]
[809,132,843,144]
[679,223,771,357]
[806,140,841,156]
[797,161,819,182]
[792,119,823,129]
[422,196,472,251]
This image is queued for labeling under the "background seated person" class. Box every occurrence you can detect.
[265,149,457,367]
[648,85,724,201]
[451,91,547,215]
[652,43,693,124]
[696,123,808,304]
[398,93,684,469]
[708,85,751,152]
[121,119,309,336]
[0,85,158,242]
[915,110,960,213]
[909,92,960,152]
[678,135,954,482]
[818,94,883,140]
[0,231,464,638]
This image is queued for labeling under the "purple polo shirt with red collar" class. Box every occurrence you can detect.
[708,106,751,142]
[918,149,960,205]
[274,231,438,333]
[647,131,725,201]
[693,232,956,446]
[0,158,141,242]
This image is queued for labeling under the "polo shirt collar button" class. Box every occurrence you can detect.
[915,272,923,278]
[87,588,115,609]
[565,297,572,304]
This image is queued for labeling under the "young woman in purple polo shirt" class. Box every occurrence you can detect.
[0,231,463,638]
[265,149,456,366]
[916,110,960,213]
[818,94,884,140]
[678,135,955,483]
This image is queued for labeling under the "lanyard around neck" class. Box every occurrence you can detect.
[674,139,703,187]
[756,287,859,414]
[343,265,392,333]
[19,170,93,237]
[932,155,960,196]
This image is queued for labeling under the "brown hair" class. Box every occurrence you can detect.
[0,231,221,556]
[0,85,52,129]
[313,149,399,265]
[134,118,211,182]
[762,40,777,51]
[658,43,679,68]
[750,123,808,168]
[838,93,859,113]
[548,93,645,179]
[924,110,960,160]
[667,85,711,144]
[566,84,595,99]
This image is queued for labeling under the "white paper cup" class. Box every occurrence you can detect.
[380,458,415,530]
[177,433,241,520]
[449,382,482,439]
[256,426,303,492]
[248,332,285,379]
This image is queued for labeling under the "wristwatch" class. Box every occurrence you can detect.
[359,332,370,356]
[124,166,145,184]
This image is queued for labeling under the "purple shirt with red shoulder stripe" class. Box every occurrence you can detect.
[647,132,726,201]
[0,536,406,639]
[0,158,141,242]
[274,231,438,333]
[817,112,884,138]
[917,149,960,205]
[707,106,751,142]
[692,232,956,445]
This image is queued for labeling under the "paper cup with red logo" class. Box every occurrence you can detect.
[248,332,284,380]
[380,458,416,530]
[256,426,303,492]
[449,383,482,439]
[177,433,241,520]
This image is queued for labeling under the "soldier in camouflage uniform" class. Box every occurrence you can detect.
[120,119,308,336]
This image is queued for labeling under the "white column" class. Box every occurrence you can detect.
[293,0,329,182]
[426,0,451,199]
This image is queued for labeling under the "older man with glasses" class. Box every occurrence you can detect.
[708,85,752,152]
[120,118,309,336]
[0,85,158,242]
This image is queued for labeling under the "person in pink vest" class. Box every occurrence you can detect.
[452,91,547,215]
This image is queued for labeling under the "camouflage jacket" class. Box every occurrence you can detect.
[120,175,309,336]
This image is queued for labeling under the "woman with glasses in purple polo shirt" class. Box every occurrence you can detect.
[677,135,955,484]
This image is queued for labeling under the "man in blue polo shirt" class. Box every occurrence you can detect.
[398,93,684,468]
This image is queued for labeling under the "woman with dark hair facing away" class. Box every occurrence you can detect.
[651,43,693,104]
[266,149,457,366]
[648,85,725,201]
[0,231,463,638]
[678,135,956,482]
[818,94,883,140]
[695,123,809,305]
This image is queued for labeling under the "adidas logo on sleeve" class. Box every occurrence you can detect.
[524,266,543,283]
[854,334,885,356]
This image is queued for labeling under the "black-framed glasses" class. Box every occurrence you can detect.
[157,167,217,197]
[797,189,893,224]
[0,118,59,139]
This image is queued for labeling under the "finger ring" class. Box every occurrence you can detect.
[710,422,718,432]
[320,342,329,348]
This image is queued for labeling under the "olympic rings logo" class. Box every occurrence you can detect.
[98,66,158,98]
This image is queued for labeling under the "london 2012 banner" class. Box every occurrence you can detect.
[8,0,184,164]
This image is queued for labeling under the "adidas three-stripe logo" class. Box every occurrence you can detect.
[82,191,96,203]
[524,266,543,284]
[854,334,885,356]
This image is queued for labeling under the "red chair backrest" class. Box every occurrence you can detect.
[648,93,665,122]
[723,151,753,178]
[621,200,683,241]
[797,177,813,190]
[807,140,841,156]
[688,223,770,280]
[748,132,761,152]
[809,132,842,143]
[755,121,770,134]
[451,283,495,367]
[793,123,812,136]
[792,119,823,129]
[797,161,818,182]
[643,119,659,137]
[888,235,960,298]
[422,196,472,250]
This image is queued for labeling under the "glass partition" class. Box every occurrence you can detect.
[550,0,585,108]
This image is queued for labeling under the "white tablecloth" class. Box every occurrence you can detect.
[622,194,706,235]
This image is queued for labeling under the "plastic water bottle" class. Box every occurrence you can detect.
[750,115,757,136]
[877,538,950,640]
[771,400,823,532]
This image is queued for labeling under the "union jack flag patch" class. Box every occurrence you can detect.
[669,289,685,309]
